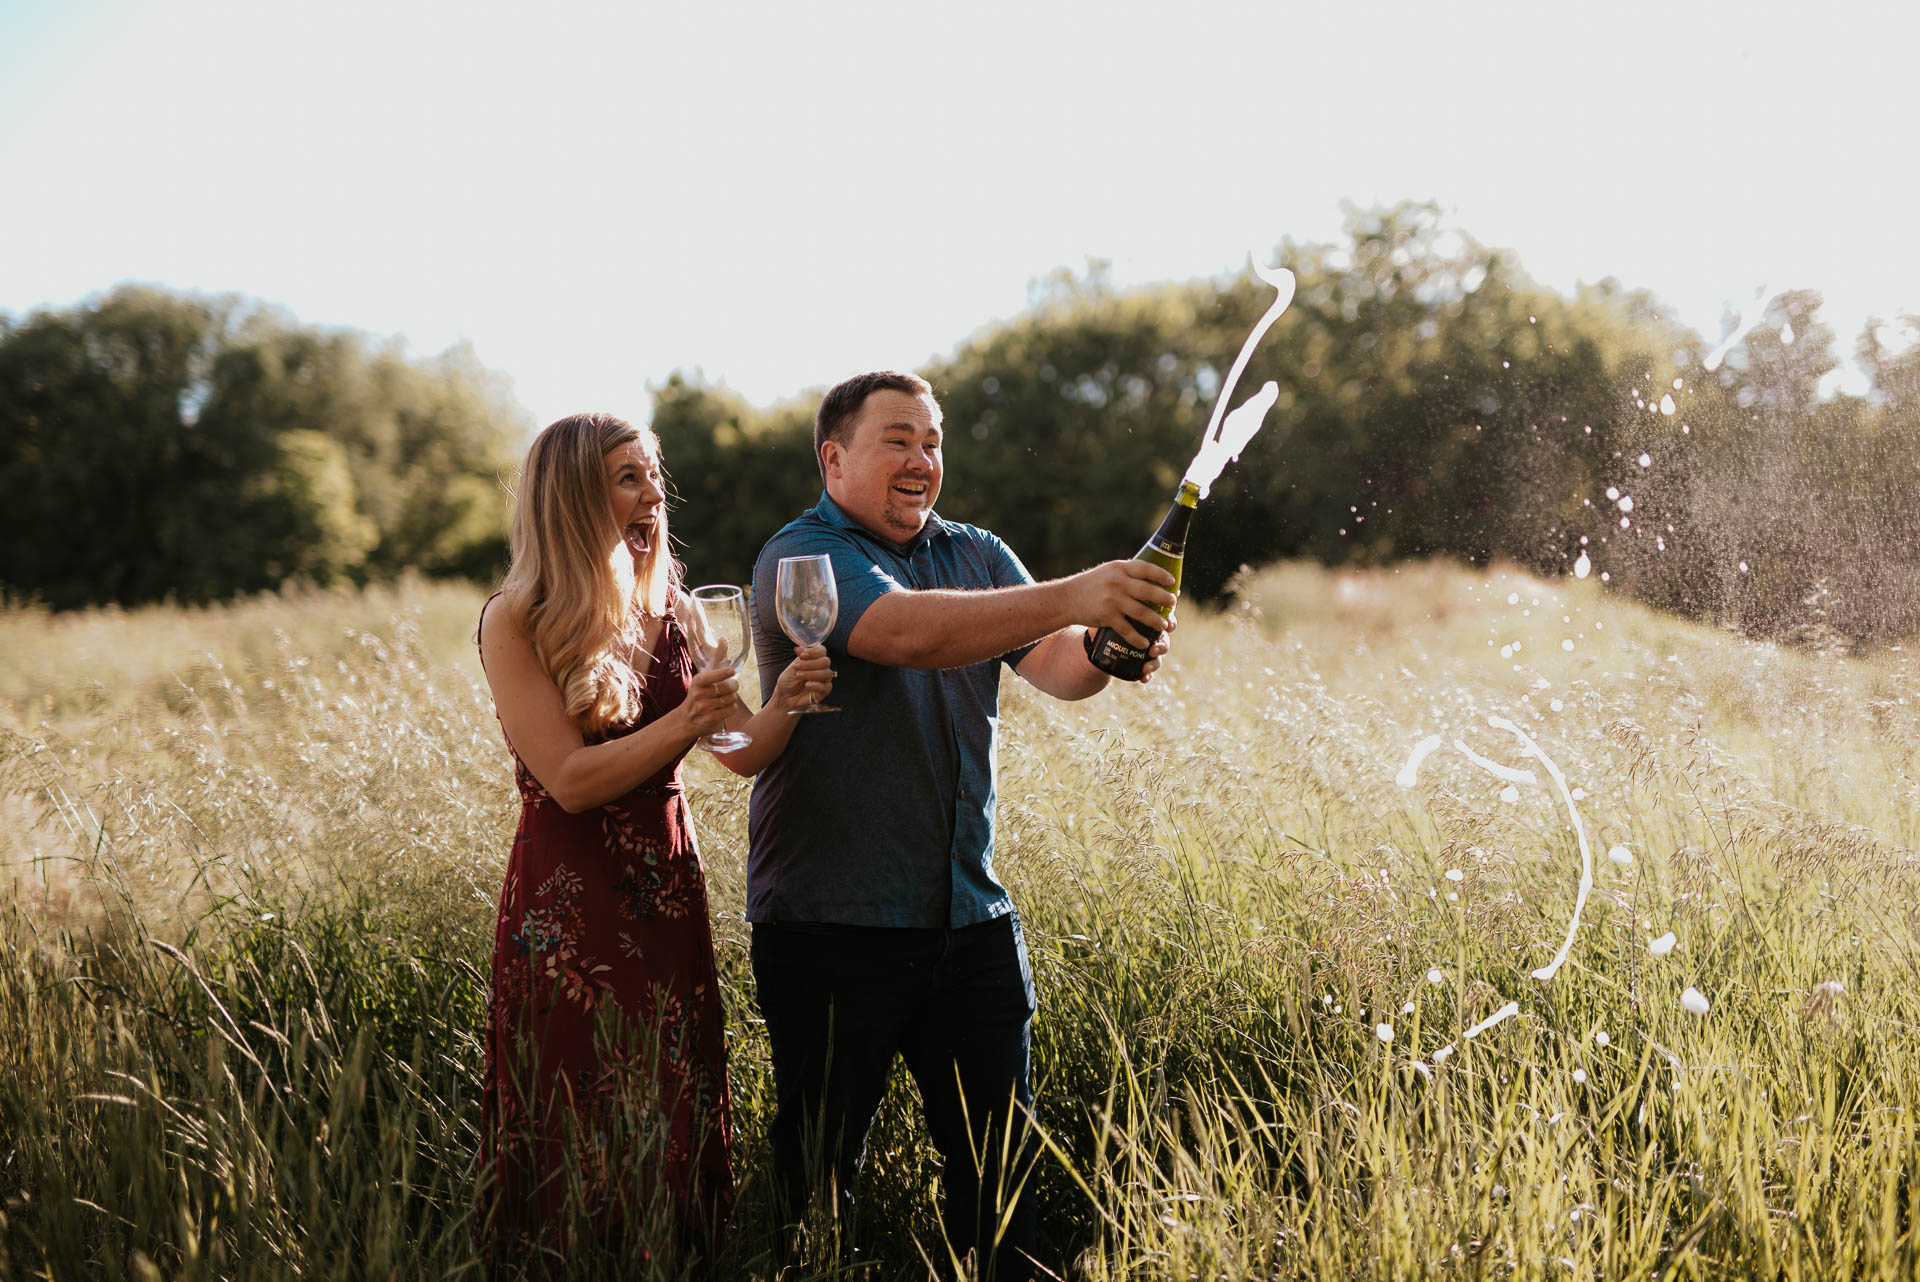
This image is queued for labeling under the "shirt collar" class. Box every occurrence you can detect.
[813,490,951,551]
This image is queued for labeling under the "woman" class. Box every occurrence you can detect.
[475,412,831,1265]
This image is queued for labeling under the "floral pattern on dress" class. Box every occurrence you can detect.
[608,812,701,922]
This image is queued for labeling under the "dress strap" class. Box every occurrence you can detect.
[474,591,506,665]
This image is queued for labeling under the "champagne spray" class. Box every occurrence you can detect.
[1084,259,1296,680]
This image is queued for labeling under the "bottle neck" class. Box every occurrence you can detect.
[1149,481,1201,555]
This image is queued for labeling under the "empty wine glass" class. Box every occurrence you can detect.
[687,584,753,752]
[776,554,840,714]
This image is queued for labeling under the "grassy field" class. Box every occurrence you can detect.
[5,563,1920,1279]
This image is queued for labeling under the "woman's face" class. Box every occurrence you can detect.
[603,437,665,565]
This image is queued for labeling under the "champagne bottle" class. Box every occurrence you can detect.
[1082,479,1200,681]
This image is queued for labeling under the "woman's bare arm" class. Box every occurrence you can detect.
[478,598,736,813]
[711,643,836,776]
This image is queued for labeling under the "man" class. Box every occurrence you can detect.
[746,370,1177,1277]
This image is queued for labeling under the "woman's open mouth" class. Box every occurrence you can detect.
[624,517,655,556]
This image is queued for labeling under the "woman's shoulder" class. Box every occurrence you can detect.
[478,591,532,656]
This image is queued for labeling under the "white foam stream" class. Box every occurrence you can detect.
[1183,260,1296,498]
[1398,713,1597,1074]
[1395,734,1444,788]
[1486,715,1594,982]
[1452,737,1538,788]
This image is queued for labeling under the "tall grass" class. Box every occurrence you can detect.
[5,561,1920,1278]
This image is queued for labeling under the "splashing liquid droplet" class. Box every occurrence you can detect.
[1573,553,1591,579]
[1649,931,1677,956]
[1681,987,1711,1015]
[1466,1002,1522,1037]
[1432,1001,1523,1066]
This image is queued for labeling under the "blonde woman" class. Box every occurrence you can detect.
[475,412,831,1263]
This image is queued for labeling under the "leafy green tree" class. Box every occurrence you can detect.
[647,372,820,586]
[0,285,527,608]
[0,286,252,606]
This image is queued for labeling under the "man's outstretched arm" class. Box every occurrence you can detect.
[846,560,1176,670]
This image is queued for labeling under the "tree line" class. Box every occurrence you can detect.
[660,203,1920,647]
[0,286,525,609]
[8,203,1920,645]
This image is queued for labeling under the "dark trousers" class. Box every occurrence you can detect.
[750,913,1039,1279]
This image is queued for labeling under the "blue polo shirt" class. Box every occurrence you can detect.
[746,491,1039,929]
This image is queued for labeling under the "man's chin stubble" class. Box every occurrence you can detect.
[883,503,928,538]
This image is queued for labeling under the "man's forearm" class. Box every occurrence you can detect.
[1014,626,1112,700]
[846,580,1077,669]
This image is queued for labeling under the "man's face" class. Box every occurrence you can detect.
[822,388,944,544]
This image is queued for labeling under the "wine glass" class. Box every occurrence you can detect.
[686,585,753,752]
[776,554,840,714]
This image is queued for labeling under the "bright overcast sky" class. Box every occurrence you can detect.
[2,0,1914,425]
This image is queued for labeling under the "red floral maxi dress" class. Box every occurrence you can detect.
[478,601,733,1254]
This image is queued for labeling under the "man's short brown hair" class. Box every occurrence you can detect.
[814,371,937,479]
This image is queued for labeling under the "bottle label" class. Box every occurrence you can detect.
[1086,624,1159,677]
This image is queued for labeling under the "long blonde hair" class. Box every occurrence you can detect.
[500,412,675,733]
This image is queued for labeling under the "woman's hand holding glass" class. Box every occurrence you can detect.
[686,585,754,753]
[675,667,739,742]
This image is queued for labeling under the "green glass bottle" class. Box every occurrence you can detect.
[1082,479,1200,681]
